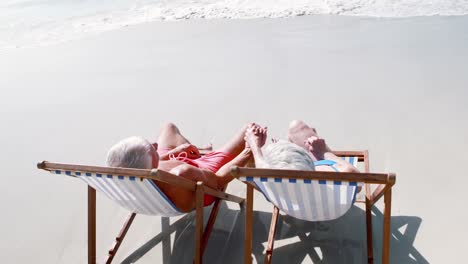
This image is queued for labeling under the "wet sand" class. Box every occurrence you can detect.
[1,14,467,263]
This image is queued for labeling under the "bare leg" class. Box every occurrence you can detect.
[156,122,191,150]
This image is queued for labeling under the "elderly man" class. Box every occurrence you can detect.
[244,120,358,173]
[287,120,359,173]
[106,122,260,212]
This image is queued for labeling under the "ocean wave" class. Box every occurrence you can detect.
[1,0,468,50]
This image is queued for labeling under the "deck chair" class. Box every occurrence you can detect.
[37,161,244,264]
[231,150,396,264]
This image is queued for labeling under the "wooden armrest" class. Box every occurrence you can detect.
[332,150,367,162]
[203,186,244,204]
[38,161,244,203]
[231,166,394,185]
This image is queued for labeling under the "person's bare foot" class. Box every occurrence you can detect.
[305,136,329,161]
[197,143,213,151]
[287,120,319,150]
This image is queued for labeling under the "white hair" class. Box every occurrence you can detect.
[262,140,315,171]
[106,136,154,169]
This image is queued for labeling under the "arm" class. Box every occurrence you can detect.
[159,147,179,161]
[245,143,269,168]
[306,136,360,173]
[170,164,219,190]
[243,124,269,168]
[323,152,360,173]
[171,147,254,190]
[175,147,253,190]
[159,143,201,160]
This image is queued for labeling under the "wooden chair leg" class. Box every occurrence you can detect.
[365,184,374,264]
[106,213,136,264]
[245,184,254,264]
[88,186,96,264]
[194,182,204,264]
[200,199,222,256]
[265,206,279,264]
[161,217,171,264]
[365,198,374,264]
[382,187,392,264]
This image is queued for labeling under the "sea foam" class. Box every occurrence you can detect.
[1,0,468,51]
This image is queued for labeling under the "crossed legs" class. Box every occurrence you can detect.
[156,122,249,157]
[156,122,192,150]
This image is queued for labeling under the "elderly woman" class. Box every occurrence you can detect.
[106,122,261,212]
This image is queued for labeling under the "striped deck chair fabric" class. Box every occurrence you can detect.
[51,169,183,216]
[239,156,361,221]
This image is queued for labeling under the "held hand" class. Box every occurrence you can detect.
[305,136,328,158]
[244,123,268,149]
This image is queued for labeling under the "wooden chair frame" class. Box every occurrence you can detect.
[231,150,396,264]
[37,161,244,264]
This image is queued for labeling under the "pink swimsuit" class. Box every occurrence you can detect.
[158,147,235,206]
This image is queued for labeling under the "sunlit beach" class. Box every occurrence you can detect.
[1,1,468,263]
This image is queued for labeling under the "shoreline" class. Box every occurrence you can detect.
[2,13,468,53]
[1,14,468,263]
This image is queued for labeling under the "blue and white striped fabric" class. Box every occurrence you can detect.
[51,170,183,216]
[240,156,362,221]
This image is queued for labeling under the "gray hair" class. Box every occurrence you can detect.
[262,140,315,171]
[106,136,154,169]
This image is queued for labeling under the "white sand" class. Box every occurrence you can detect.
[1,14,468,263]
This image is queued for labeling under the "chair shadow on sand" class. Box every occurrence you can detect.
[121,202,428,264]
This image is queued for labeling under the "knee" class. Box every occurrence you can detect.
[288,120,305,130]
[161,122,179,132]
[288,120,317,134]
